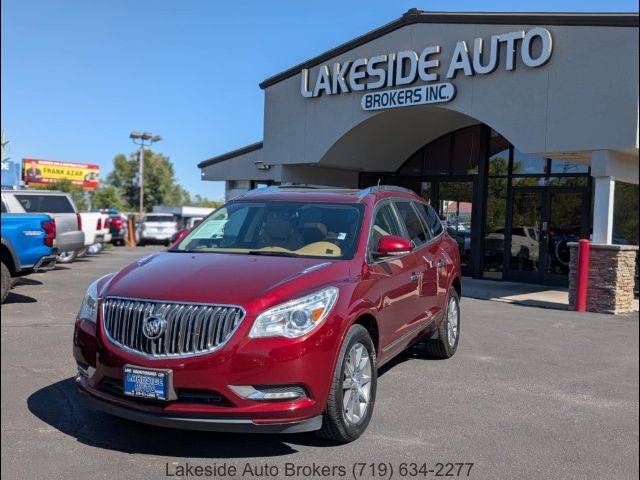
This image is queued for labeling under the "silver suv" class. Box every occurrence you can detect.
[1,190,85,263]
[136,213,178,246]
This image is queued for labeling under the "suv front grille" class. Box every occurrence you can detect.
[102,298,245,358]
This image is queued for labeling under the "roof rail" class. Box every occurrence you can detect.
[359,185,417,196]
[239,183,356,197]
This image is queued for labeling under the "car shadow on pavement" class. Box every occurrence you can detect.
[13,277,43,286]
[3,291,38,304]
[27,378,340,457]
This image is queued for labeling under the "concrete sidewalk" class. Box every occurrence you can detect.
[462,277,639,311]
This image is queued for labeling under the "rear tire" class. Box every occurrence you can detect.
[317,324,377,443]
[56,250,77,264]
[422,287,460,359]
[137,239,146,247]
[1,262,11,304]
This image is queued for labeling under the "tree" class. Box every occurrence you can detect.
[192,194,221,208]
[106,150,183,212]
[104,149,221,211]
[91,185,126,211]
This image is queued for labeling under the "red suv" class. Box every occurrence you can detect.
[74,186,461,442]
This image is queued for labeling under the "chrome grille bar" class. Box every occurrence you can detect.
[102,297,245,358]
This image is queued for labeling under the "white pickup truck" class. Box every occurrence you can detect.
[71,212,112,258]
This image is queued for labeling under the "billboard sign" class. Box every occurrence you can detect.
[22,158,100,191]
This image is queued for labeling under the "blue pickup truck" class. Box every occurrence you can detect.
[1,213,57,303]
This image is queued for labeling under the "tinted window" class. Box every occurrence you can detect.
[15,194,75,213]
[394,201,429,247]
[143,215,174,222]
[0,201,6,213]
[416,203,443,237]
[370,204,404,251]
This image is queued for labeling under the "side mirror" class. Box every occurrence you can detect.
[374,235,413,258]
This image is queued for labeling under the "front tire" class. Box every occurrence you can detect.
[1,262,10,304]
[56,250,77,264]
[422,287,460,359]
[317,324,377,443]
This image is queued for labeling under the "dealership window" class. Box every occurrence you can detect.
[550,159,589,174]
[512,149,546,175]
[613,182,639,246]
[398,126,481,177]
[484,131,510,279]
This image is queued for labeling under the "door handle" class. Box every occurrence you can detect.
[410,273,420,281]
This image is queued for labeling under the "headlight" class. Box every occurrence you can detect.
[78,273,114,323]
[249,287,339,338]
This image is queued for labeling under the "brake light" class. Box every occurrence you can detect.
[104,218,111,229]
[97,218,102,230]
[112,217,123,230]
[76,212,82,230]
[42,219,56,247]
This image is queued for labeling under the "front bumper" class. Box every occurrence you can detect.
[77,377,322,433]
[73,310,341,433]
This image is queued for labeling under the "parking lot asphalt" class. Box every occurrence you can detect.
[1,246,638,480]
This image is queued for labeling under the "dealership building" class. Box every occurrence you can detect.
[199,10,639,305]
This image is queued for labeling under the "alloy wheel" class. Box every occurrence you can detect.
[447,296,459,347]
[342,342,372,425]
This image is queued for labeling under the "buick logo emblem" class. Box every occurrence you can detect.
[142,316,167,340]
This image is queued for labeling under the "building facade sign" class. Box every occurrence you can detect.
[301,27,553,109]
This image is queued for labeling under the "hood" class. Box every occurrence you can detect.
[104,251,349,312]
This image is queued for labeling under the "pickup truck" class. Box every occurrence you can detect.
[1,212,57,303]
[1,190,85,264]
[91,208,127,246]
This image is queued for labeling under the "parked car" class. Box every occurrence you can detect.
[97,213,113,247]
[1,212,57,303]
[77,211,107,256]
[91,209,128,246]
[2,190,84,264]
[73,186,461,442]
[136,213,178,246]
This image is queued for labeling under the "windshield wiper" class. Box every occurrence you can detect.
[247,250,300,257]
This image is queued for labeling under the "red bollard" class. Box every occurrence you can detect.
[575,239,590,312]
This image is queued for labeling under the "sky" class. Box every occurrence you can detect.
[2,1,638,202]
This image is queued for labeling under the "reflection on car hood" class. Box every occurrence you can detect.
[105,251,346,311]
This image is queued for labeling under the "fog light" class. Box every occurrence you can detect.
[229,385,307,401]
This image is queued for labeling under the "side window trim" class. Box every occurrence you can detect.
[366,199,406,264]
[410,201,433,242]
[413,201,445,246]
[391,199,430,248]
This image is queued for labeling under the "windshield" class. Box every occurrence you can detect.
[174,201,364,259]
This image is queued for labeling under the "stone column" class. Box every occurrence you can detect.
[569,243,639,314]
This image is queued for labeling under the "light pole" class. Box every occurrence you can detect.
[129,131,161,220]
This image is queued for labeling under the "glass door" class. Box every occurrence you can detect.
[507,190,543,282]
[543,190,586,285]
[507,188,588,285]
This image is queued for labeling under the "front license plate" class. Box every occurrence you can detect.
[123,365,170,401]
